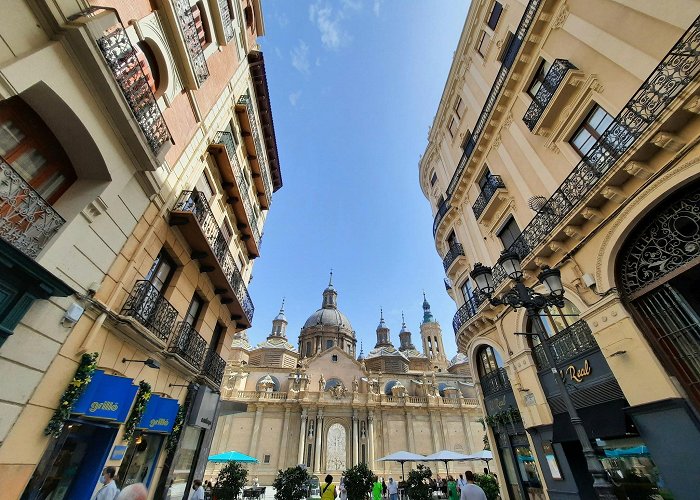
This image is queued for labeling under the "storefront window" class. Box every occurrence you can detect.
[169,426,204,500]
[499,448,525,500]
[118,432,164,488]
[596,438,673,499]
[514,446,542,488]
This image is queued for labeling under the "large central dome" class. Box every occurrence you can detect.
[303,307,353,330]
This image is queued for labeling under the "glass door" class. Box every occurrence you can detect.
[118,432,164,489]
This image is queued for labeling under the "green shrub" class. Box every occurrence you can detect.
[213,462,248,500]
[404,464,432,500]
[343,462,374,500]
[272,465,311,500]
[474,473,500,500]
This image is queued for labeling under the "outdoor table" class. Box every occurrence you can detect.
[242,486,266,499]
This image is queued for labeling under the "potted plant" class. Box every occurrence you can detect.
[343,462,374,500]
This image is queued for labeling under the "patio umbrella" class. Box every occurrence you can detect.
[465,450,493,473]
[208,450,259,463]
[377,451,426,480]
[423,450,471,477]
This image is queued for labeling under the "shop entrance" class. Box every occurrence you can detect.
[118,432,165,489]
[23,420,117,500]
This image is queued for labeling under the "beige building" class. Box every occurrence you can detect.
[420,1,700,499]
[208,282,484,484]
[0,1,281,499]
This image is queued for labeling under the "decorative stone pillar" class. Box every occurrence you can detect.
[428,409,441,452]
[278,406,292,469]
[367,411,375,468]
[249,406,264,459]
[314,409,324,472]
[298,408,308,464]
[352,410,359,465]
[405,410,415,451]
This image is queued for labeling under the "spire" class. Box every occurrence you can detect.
[400,311,408,332]
[274,297,287,322]
[422,292,435,324]
[399,311,416,352]
[329,269,333,287]
[375,308,392,347]
[377,308,387,329]
[269,297,288,338]
[358,341,365,361]
[322,272,338,309]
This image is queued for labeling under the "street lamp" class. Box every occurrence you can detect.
[470,251,615,500]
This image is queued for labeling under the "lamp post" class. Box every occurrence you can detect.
[470,250,615,500]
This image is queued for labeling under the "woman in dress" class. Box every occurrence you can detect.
[321,474,337,500]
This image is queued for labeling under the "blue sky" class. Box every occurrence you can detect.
[247,0,469,358]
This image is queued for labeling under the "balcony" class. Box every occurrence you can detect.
[523,59,577,131]
[532,320,597,371]
[169,191,254,329]
[201,349,226,387]
[173,0,209,86]
[168,321,207,372]
[121,280,178,344]
[472,175,506,220]
[208,131,261,257]
[480,368,511,397]
[213,0,235,43]
[442,243,465,272]
[452,295,484,335]
[432,199,450,237]
[236,93,273,209]
[0,157,65,258]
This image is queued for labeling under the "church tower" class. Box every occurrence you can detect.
[374,309,393,347]
[270,298,288,338]
[420,293,448,371]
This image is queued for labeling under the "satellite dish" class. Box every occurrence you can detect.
[528,196,548,212]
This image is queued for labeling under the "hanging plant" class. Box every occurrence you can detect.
[166,402,187,454]
[123,381,152,444]
[44,352,99,438]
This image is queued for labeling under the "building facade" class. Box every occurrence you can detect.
[0,1,281,499]
[420,1,700,499]
[208,282,485,485]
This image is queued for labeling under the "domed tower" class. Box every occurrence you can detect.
[366,310,409,373]
[420,293,448,371]
[398,312,430,371]
[249,299,298,368]
[298,273,356,358]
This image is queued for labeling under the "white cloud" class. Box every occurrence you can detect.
[373,0,383,16]
[289,90,302,107]
[290,40,310,74]
[309,1,351,50]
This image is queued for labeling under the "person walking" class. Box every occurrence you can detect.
[457,474,467,495]
[92,466,119,500]
[459,471,486,500]
[387,477,399,500]
[338,476,348,500]
[191,480,205,500]
[447,476,459,500]
[372,476,383,500]
[382,478,387,499]
[321,474,337,500]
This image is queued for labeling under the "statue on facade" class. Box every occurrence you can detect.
[319,374,326,392]
[352,376,359,393]
[329,383,347,399]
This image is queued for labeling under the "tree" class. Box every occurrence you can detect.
[213,462,248,500]
[404,464,432,500]
[474,473,500,500]
[343,462,374,500]
[273,465,310,500]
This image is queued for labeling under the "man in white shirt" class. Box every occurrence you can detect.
[92,466,120,500]
[457,474,467,493]
[460,471,487,500]
[387,477,399,500]
[191,479,205,500]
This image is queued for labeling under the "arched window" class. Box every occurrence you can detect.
[324,378,343,391]
[135,40,161,95]
[384,380,399,395]
[0,97,76,204]
[192,2,212,48]
[476,345,502,378]
[256,374,279,392]
[526,299,581,346]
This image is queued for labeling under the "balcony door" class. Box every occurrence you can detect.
[146,250,175,293]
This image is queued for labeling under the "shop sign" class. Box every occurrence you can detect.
[137,395,180,433]
[559,359,592,383]
[72,370,138,423]
[188,385,220,429]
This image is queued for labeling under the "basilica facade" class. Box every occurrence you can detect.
[207,280,484,483]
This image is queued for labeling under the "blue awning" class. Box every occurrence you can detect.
[137,395,180,433]
[72,370,138,424]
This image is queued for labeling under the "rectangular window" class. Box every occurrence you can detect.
[196,171,215,200]
[462,130,475,156]
[221,219,233,243]
[224,120,239,146]
[543,441,563,479]
[477,30,491,58]
[498,216,521,249]
[306,342,312,356]
[326,339,333,349]
[527,59,552,98]
[569,104,615,157]
[430,172,438,186]
[447,117,456,138]
[478,168,493,190]
[185,293,204,327]
[487,1,503,30]
[263,454,271,464]
[306,444,313,467]
[447,231,458,249]
[497,31,515,64]
[211,322,225,353]
[453,96,464,119]
[191,3,212,48]
[461,280,478,315]
[146,250,175,292]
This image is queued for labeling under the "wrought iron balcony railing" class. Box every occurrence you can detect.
[169,321,208,369]
[506,16,700,268]
[444,277,453,291]
[201,349,226,386]
[472,175,506,219]
[442,243,465,271]
[432,199,450,236]
[523,59,577,130]
[532,320,597,371]
[0,157,65,258]
[452,294,484,334]
[238,93,273,203]
[174,0,209,85]
[121,280,178,342]
[213,131,262,245]
[217,0,235,42]
[95,26,171,155]
[480,368,511,397]
[172,190,254,324]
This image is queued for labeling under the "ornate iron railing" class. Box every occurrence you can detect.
[532,320,598,371]
[174,0,209,84]
[217,0,235,42]
[442,243,465,271]
[121,280,178,342]
[523,59,577,130]
[238,93,273,203]
[202,349,226,386]
[480,368,511,397]
[169,321,208,369]
[432,199,450,235]
[0,157,65,258]
[452,294,484,334]
[173,190,254,323]
[444,277,453,290]
[213,131,261,245]
[507,16,700,266]
[472,175,506,219]
[96,26,171,155]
